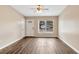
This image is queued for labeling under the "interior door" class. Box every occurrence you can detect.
[25,20,34,36]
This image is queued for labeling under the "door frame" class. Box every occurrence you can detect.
[25,19,35,37]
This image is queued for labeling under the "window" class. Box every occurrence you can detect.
[38,20,53,33]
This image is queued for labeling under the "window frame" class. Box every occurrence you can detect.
[38,20,53,33]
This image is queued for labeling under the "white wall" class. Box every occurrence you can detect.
[25,16,58,37]
[59,6,79,53]
[0,6,25,49]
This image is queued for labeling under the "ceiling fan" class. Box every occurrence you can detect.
[31,5,48,13]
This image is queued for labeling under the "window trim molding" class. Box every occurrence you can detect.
[38,20,53,33]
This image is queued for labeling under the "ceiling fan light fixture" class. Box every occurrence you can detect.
[36,9,42,13]
[36,5,43,13]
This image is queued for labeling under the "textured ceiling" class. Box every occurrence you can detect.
[11,5,67,16]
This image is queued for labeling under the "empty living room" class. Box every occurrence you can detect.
[0,5,79,54]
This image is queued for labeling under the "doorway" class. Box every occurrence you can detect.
[25,20,34,36]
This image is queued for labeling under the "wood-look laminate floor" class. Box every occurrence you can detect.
[0,38,77,54]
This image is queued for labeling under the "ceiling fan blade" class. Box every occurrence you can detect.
[43,8,48,10]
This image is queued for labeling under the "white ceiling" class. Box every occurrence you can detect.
[11,5,67,16]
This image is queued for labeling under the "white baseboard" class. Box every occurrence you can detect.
[59,36,79,54]
[0,36,25,50]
